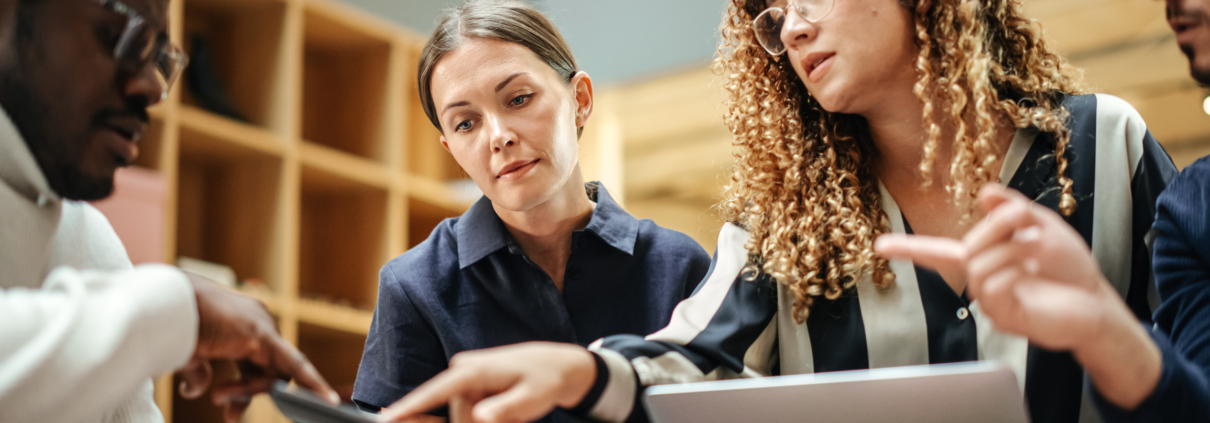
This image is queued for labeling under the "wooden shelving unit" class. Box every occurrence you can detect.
[143,0,479,421]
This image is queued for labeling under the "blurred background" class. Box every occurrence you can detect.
[86,0,1210,421]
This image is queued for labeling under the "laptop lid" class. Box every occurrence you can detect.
[643,361,1028,423]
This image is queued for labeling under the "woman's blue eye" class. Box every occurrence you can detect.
[511,94,531,106]
[456,120,472,131]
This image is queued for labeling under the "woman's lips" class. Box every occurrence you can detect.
[807,53,835,83]
[496,159,539,179]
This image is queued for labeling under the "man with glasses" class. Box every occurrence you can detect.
[0,0,337,421]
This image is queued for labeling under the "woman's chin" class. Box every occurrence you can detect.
[488,186,548,213]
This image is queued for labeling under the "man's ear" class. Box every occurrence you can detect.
[570,71,594,128]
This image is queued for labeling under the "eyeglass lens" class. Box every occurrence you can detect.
[752,0,835,56]
[117,22,188,95]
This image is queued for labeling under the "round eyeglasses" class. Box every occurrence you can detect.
[92,0,190,100]
[752,0,836,56]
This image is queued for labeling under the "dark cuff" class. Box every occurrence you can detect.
[567,351,610,415]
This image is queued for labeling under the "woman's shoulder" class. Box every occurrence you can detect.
[1061,93,1161,172]
[1063,93,1149,135]
[633,219,711,264]
[380,217,462,286]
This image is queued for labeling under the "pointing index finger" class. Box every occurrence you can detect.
[874,234,966,275]
[381,369,485,422]
[271,337,338,404]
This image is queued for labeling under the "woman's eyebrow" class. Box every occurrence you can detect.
[441,100,470,115]
[496,72,529,92]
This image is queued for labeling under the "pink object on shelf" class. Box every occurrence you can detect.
[91,166,168,264]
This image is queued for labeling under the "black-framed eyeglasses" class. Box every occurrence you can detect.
[752,0,836,56]
[92,0,189,99]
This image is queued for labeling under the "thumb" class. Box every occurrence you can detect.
[177,356,214,400]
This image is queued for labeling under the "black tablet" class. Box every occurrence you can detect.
[269,381,377,423]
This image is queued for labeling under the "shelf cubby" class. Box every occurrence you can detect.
[176,123,286,294]
[301,6,393,163]
[405,175,473,249]
[407,196,463,250]
[300,142,392,190]
[298,165,389,311]
[298,322,368,402]
[180,0,291,133]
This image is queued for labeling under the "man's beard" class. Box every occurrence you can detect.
[0,28,115,201]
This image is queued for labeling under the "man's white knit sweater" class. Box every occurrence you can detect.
[0,107,199,423]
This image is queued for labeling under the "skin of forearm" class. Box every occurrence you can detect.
[1072,281,1163,410]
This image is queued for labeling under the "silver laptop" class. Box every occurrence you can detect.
[643,361,1029,423]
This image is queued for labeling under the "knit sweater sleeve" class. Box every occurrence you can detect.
[0,265,198,423]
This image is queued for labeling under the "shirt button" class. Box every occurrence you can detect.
[577,236,588,248]
[957,307,970,320]
[568,269,581,280]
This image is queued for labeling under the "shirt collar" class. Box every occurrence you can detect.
[582,182,639,255]
[454,182,640,268]
[0,106,58,205]
[455,194,514,268]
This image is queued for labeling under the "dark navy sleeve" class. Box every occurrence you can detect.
[1093,156,1210,421]
[352,248,450,414]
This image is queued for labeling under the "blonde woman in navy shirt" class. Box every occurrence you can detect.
[378,0,1176,423]
[350,2,711,421]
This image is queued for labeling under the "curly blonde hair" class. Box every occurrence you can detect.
[716,0,1084,323]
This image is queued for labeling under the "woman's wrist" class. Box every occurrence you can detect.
[1072,282,1162,410]
[553,346,600,409]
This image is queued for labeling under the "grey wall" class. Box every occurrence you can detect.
[334,0,727,85]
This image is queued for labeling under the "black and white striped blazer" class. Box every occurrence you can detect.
[578,94,1178,423]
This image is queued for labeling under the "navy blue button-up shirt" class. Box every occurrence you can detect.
[353,183,711,422]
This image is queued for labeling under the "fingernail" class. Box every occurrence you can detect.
[873,237,890,251]
[328,391,341,404]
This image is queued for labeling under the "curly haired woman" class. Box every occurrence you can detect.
[378,1,1177,422]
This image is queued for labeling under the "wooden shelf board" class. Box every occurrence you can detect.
[179,105,283,159]
[406,174,474,213]
[296,297,373,335]
[300,142,393,190]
